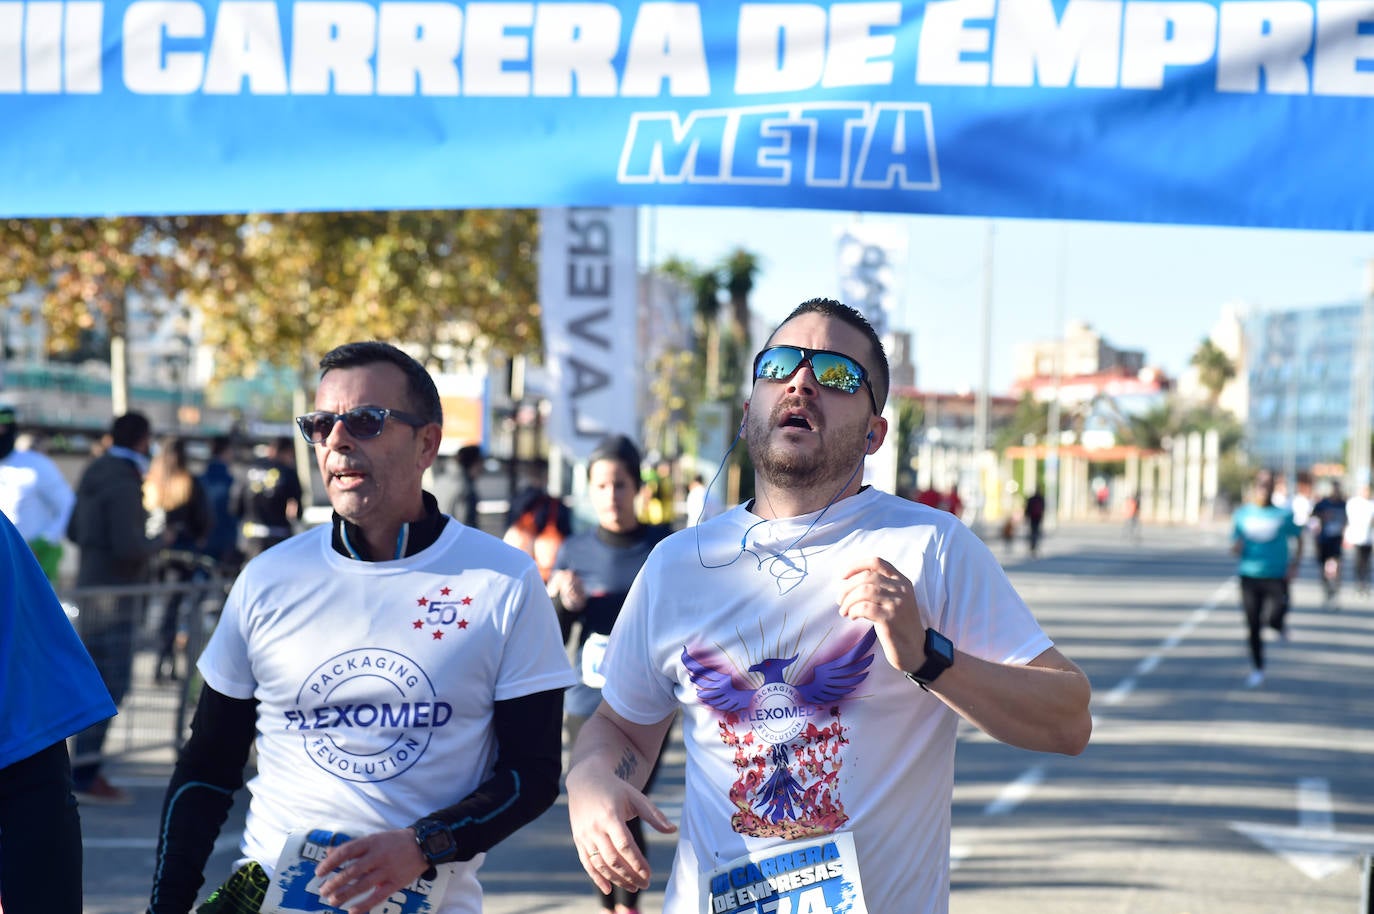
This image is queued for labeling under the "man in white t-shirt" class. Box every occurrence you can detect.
[1344,484,1374,595]
[0,407,75,584]
[566,299,1092,914]
[147,342,576,914]
[684,474,725,527]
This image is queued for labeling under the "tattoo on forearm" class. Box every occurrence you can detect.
[614,748,638,782]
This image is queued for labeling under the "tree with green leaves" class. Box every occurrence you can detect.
[1,211,541,420]
[0,215,223,411]
[178,210,540,381]
[994,392,1053,452]
[723,247,759,359]
[1189,337,1236,406]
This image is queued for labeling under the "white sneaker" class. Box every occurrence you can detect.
[1244,670,1265,689]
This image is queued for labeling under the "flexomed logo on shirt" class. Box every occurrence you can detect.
[287,648,450,783]
[2,1,1371,227]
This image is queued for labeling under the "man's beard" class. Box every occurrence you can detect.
[746,400,869,492]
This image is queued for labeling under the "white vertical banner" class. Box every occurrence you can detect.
[835,222,906,338]
[539,207,640,462]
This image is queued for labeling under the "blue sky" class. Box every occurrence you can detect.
[642,206,1374,394]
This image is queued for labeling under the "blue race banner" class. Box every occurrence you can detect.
[1,0,1371,227]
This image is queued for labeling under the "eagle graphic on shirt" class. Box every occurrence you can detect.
[682,627,878,839]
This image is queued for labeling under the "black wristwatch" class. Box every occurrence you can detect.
[904,628,954,691]
[412,817,457,867]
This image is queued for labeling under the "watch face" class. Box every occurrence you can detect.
[419,822,456,857]
[927,629,954,662]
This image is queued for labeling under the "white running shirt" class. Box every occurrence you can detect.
[601,487,1052,914]
[199,520,576,914]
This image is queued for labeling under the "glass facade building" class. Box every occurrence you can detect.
[1246,302,1363,473]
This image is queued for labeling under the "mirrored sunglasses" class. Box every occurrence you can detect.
[295,406,428,444]
[752,345,878,414]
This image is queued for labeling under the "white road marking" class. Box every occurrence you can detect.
[954,578,1234,866]
[1230,778,1374,880]
[983,765,1046,817]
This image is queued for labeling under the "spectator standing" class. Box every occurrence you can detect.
[1124,490,1142,542]
[566,299,1090,914]
[1287,474,1314,527]
[1344,484,1374,596]
[0,510,117,914]
[234,436,301,558]
[1231,470,1304,688]
[65,411,167,805]
[454,444,483,528]
[146,341,575,914]
[937,483,964,518]
[913,482,941,508]
[547,435,673,914]
[503,471,572,586]
[1310,480,1348,607]
[198,435,241,575]
[0,405,76,584]
[144,436,213,684]
[1024,489,1046,556]
[683,474,724,527]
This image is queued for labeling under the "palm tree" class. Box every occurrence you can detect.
[1125,401,1176,451]
[693,269,723,399]
[722,247,759,358]
[1190,338,1236,406]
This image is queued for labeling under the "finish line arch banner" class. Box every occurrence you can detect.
[1,0,1372,228]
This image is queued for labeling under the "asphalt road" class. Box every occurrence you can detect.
[79,520,1374,913]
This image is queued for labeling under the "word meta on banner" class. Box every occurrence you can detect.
[619,102,938,193]
[539,207,640,463]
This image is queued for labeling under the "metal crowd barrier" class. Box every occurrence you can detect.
[58,554,232,767]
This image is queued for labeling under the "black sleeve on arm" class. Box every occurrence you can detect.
[426,688,565,862]
[147,685,257,914]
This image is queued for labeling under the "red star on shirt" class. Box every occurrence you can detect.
[457,619,469,629]
[440,586,452,596]
[412,620,424,630]
[461,596,473,605]
[432,630,444,640]
[416,596,428,607]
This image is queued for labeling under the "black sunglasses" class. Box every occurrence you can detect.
[752,345,878,414]
[295,406,429,444]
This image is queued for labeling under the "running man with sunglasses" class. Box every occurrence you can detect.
[567,298,1091,914]
[147,341,576,914]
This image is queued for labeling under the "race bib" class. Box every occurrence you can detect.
[701,832,869,914]
[261,829,453,914]
[580,632,610,688]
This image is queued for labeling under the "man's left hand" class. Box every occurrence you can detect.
[837,557,928,673]
[315,828,430,914]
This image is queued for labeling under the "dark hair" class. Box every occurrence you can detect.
[763,297,889,412]
[457,444,483,471]
[209,434,232,457]
[587,434,643,483]
[318,341,442,426]
[110,412,152,449]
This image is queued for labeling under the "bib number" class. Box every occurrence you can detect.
[581,632,610,688]
[261,829,453,914]
[701,832,868,914]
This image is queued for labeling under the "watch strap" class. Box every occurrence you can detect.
[905,629,953,691]
[412,817,457,868]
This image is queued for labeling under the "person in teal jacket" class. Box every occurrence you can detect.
[0,509,117,913]
[1231,469,1305,689]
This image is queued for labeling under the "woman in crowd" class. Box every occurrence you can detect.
[143,436,211,683]
[547,435,672,914]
